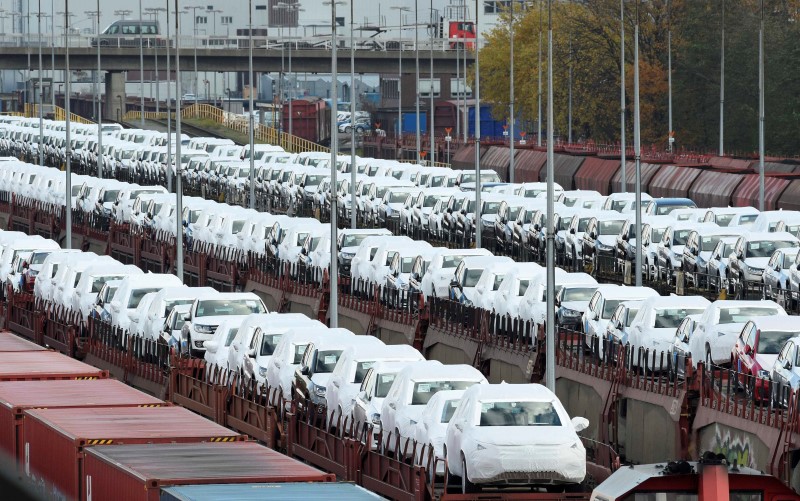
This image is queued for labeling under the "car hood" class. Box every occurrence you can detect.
[643,328,680,345]
[745,257,770,269]
[561,301,588,312]
[755,353,778,371]
[469,425,577,447]
[192,315,230,326]
[597,235,616,247]
[311,373,332,387]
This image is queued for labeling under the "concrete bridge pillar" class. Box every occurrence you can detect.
[105,71,126,122]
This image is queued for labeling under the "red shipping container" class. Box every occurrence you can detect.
[22,406,244,501]
[0,379,164,465]
[0,333,45,352]
[0,351,107,381]
[82,442,335,501]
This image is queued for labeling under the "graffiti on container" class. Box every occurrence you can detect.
[708,426,756,469]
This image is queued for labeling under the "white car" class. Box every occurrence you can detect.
[626,295,711,367]
[448,256,514,305]
[656,222,720,282]
[330,229,393,278]
[444,383,588,492]
[228,313,325,383]
[414,389,466,477]
[604,300,646,355]
[142,286,219,342]
[489,263,544,323]
[352,360,411,442]
[550,273,599,330]
[326,343,424,426]
[52,255,120,309]
[582,285,659,345]
[688,300,787,367]
[128,292,159,338]
[181,293,267,356]
[762,248,800,300]
[0,235,60,284]
[351,236,413,292]
[420,248,493,298]
[203,316,249,369]
[602,192,652,213]
[380,361,487,453]
[265,326,332,405]
[108,273,183,332]
[34,250,82,301]
[471,260,518,311]
[72,263,143,320]
[161,304,192,350]
[703,206,759,227]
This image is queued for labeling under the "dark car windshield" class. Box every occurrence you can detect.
[463,268,484,288]
[195,299,266,317]
[747,240,796,258]
[411,380,477,405]
[599,220,625,236]
[441,399,460,423]
[478,401,562,426]
[718,307,778,324]
[563,287,597,302]
[758,330,798,355]
[127,287,160,308]
[260,333,282,356]
[314,349,343,374]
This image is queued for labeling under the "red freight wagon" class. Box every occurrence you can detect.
[22,406,244,501]
[0,379,164,465]
[0,351,107,381]
[0,332,46,352]
[82,442,335,501]
[281,97,331,145]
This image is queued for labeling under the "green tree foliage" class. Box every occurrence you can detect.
[478,0,800,155]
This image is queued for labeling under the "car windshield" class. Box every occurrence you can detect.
[700,235,730,252]
[127,287,160,309]
[463,269,484,288]
[718,307,778,324]
[411,380,477,405]
[102,190,120,202]
[717,243,734,258]
[524,189,544,198]
[653,308,707,328]
[492,274,506,291]
[31,252,51,265]
[577,218,591,232]
[401,257,415,273]
[163,298,196,316]
[388,191,410,204]
[563,287,596,302]
[195,299,266,317]
[611,200,628,212]
[657,204,692,215]
[91,275,126,294]
[292,343,309,364]
[558,216,573,231]
[375,372,397,398]
[599,220,625,236]
[342,234,369,247]
[673,229,692,246]
[758,330,798,355]
[478,400,562,426]
[716,214,735,226]
[353,361,377,384]
[305,175,325,187]
[441,399,461,423]
[650,228,666,243]
[442,255,465,269]
[423,195,440,207]
[747,240,796,258]
[260,333,282,356]
[483,202,501,215]
[625,307,641,327]
[740,214,758,225]
[223,327,239,346]
[314,349,343,374]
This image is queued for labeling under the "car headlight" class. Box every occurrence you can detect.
[314,385,326,397]
[562,308,581,318]
[340,251,355,260]
[259,367,268,377]
[370,413,381,425]
[193,324,216,334]
[596,242,612,251]
[747,265,763,275]
[757,369,770,379]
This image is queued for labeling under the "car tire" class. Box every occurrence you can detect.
[461,456,478,494]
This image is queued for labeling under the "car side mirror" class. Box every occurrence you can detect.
[301,366,310,375]
[301,248,308,255]
[664,241,671,248]
[450,279,461,289]
[592,311,599,321]
[569,228,575,234]
[744,345,752,355]
[204,340,219,352]
[785,360,792,371]
[589,231,597,240]
[571,416,589,433]
[357,390,367,401]
[621,234,628,241]
[461,209,466,215]
[729,252,738,261]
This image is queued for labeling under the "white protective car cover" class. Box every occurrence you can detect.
[445,383,587,485]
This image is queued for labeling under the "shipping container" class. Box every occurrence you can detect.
[610,161,661,193]
[688,171,744,208]
[400,112,427,135]
[733,174,790,211]
[708,156,753,170]
[778,180,800,211]
[282,97,331,145]
[23,406,244,501]
[0,379,163,466]
[540,154,586,190]
[160,482,383,501]
[434,100,516,140]
[0,333,45,352]
[467,104,506,139]
[574,157,620,195]
[763,161,797,174]
[0,351,107,382]
[514,150,547,183]
[480,146,514,182]
[83,442,335,501]
[647,165,703,199]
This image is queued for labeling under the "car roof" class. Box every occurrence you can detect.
[597,285,658,299]
[740,231,798,242]
[345,343,421,361]
[750,317,800,330]
[639,295,711,309]
[461,382,557,401]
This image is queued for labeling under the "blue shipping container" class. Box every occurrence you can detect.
[161,482,384,501]
[400,112,427,134]
[467,105,507,139]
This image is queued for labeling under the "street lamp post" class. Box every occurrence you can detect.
[94,1,102,178]
[758,0,764,211]
[391,7,409,138]
[620,0,626,192]
[545,0,555,392]
[37,1,43,167]
[146,7,167,115]
[719,0,725,156]
[634,0,642,286]
[175,0,185,281]
[185,5,204,107]
[508,0,514,182]
[139,0,145,127]
[351,0,357,224]
[248,0,255,209]
[325,0,346,328]
[165,4,172,192]
[64,0,72,249]
[429,1,435,164]
[473,0,481,250]
[414,0,421,163]
[537,0,542,147]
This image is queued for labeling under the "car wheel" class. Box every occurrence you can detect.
[461,456,478,494]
